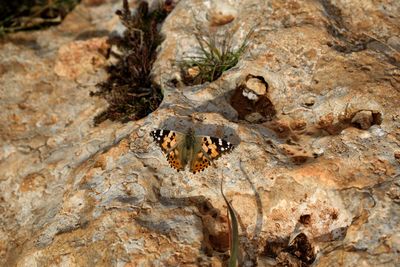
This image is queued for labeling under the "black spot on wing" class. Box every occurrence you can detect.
[150,129,171,145]
[209,136,234,153]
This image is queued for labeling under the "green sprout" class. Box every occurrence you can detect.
[181,25,254,85]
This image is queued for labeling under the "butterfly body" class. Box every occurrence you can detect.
[150,128,234,173]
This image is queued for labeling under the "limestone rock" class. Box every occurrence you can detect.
[246,77,267,96]
[54,37,110,79]
[0,0,399,266]
[207,1,237,26]
[351,110,382,130]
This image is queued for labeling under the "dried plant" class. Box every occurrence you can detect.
[92,0,170,125]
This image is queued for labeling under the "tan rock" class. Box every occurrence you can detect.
[207,1,237,26]
[1,0,399,266]
[54,37,109,79]
[246,77,267,95]
[186,66,200,78]
[351,110,374,130]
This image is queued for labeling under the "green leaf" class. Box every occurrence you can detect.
[221,181,239,267]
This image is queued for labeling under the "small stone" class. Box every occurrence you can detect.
[242,88,259,101]
[246,77,267,95]
[207,1,237,26]
[187,66,200,78]
[245,112,264,123]
[351,110,374,130]
[312,147,324,157]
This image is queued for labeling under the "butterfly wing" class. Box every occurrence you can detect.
[150,129,187,171]
[190,135,234,174]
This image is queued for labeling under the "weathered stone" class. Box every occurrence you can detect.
[245,112,264,123]
[54,37,110,79]
[207,1,237,26]
[242,88,259,100]
[246,77,267,96]
[351,110,375,130]
[0,0,399,266]
[186,66,200,79]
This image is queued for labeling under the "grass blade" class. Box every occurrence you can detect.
[180,24,254,85]
[220,180,239,267]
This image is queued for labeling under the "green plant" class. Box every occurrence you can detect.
[221,180,240,267]
[180,25,254,85]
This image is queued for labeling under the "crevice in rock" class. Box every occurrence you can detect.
[150,185,231,261]
[319,0,372,53]
[319,0,400,68]
[299,214,311,225]
[90,0,174,125]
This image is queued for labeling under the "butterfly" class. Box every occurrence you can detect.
[150,128,234,174]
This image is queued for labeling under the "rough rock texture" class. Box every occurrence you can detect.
[1,0,399,266]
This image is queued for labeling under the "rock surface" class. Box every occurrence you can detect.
[1,0,399,266]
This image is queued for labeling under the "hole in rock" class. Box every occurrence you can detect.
[299,214,311,225]
[230,75,276,123]
[192,198,230,256]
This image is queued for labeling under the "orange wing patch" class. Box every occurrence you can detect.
[191,151,211,174]
[190,136,234,173]
[161,132,177,152]
[202,137,221,159]
[167,149,184,171]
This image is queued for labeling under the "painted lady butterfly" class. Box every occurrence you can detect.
[150,128,234,174]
